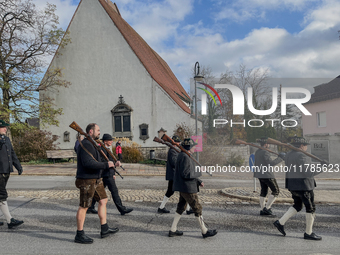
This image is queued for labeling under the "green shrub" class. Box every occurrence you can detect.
[226,152,244,167]
[12,128,59,162]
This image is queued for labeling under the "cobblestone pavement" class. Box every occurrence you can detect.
[8,188,250,205]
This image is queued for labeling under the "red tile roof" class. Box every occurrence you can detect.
[99,0,191,113]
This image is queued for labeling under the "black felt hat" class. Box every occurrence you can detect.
[172,135,182,143]
[102,133,113,141]
[181,138,198,149]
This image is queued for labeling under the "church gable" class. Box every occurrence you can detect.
[98,0,191,113]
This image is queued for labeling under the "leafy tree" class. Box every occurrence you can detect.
[0,0,70,126]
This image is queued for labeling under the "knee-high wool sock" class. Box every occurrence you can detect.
[159,196,169,209]
[305,213,315,235]
[196,215,208,234]
[0,201,12,223]
[279,207,298,225]
[266,195,276,209]
[170,213,181,232]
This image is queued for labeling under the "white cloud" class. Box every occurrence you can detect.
[31,0,340,91]
[115,0,194,47]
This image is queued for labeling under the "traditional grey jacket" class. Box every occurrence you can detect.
[173,152,202,193]
[165,148,178,181]
[285,150,317,191]
[254,148,283,179]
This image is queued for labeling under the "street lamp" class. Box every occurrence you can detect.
[194,61,204,161]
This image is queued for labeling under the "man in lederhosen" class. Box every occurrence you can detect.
[0,119,24,229]
[273,137,323,240]
[254,137,285,216]
[169,138,217,238]
[75,123,121,244]
[158,135,181,214]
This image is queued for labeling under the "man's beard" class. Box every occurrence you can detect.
[91,134,100,140]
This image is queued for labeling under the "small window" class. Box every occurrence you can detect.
[114,116,122,132]
[63,131,70,142]
[139,123,149,142]
[317,112,326,127]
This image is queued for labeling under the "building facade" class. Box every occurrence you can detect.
[302,75,340,164]
[40,0,201,151]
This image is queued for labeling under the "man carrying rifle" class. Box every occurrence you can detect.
[273,137,323,241]
[75,123,121,244]
[169,138,217,238]
[254,137,285,216]
[91,134,133,215]
[158,135,181,214]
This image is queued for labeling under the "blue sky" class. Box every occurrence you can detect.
[33,0,340,91]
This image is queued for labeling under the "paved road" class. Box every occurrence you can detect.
[0,198,339,255]
[7,175,340,190]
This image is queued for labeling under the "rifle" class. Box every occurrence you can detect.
[96,139,126,171]
[153,137,181,153]
[161,134,212,176]
[69,121,123,179]
[266,137,326,163]
[234,139,279,156]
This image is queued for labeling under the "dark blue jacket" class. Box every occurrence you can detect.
[76,138,109,179]
[0,135,22,174]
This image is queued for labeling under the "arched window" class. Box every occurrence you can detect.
[111,95,133,139]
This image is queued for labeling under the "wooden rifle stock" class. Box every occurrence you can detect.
[266,138,326,163]
[161,134,212,176]
[96,139,126,172]
[69,121,123,179]
[235,139,279,156]
[153,137,181,153]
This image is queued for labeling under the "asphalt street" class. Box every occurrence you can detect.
[0,198,339,255]
[7,175,340,190]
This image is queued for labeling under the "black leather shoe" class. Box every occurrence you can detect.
[273,220,286,236]
[74,232,93,244]
[101,227,119,238]
[87,208,98,214]
[202,229,217,238]
[304,232,322,240]
[158,208,170,214]
[186,209,194,215]
[260,207,275,217]
[0,221,3,226]
[120,208,133,215]
[7,218,24,229]
[169,230,183,237]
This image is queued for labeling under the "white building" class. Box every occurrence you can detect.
[40,0,201,152]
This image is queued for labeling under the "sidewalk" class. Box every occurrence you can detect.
[15,163,166,176]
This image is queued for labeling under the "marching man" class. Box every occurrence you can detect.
[169,138,217,238]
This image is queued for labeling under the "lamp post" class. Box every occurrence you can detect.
[194,61,204,161]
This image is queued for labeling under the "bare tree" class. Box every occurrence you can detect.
[0,0,70,125]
